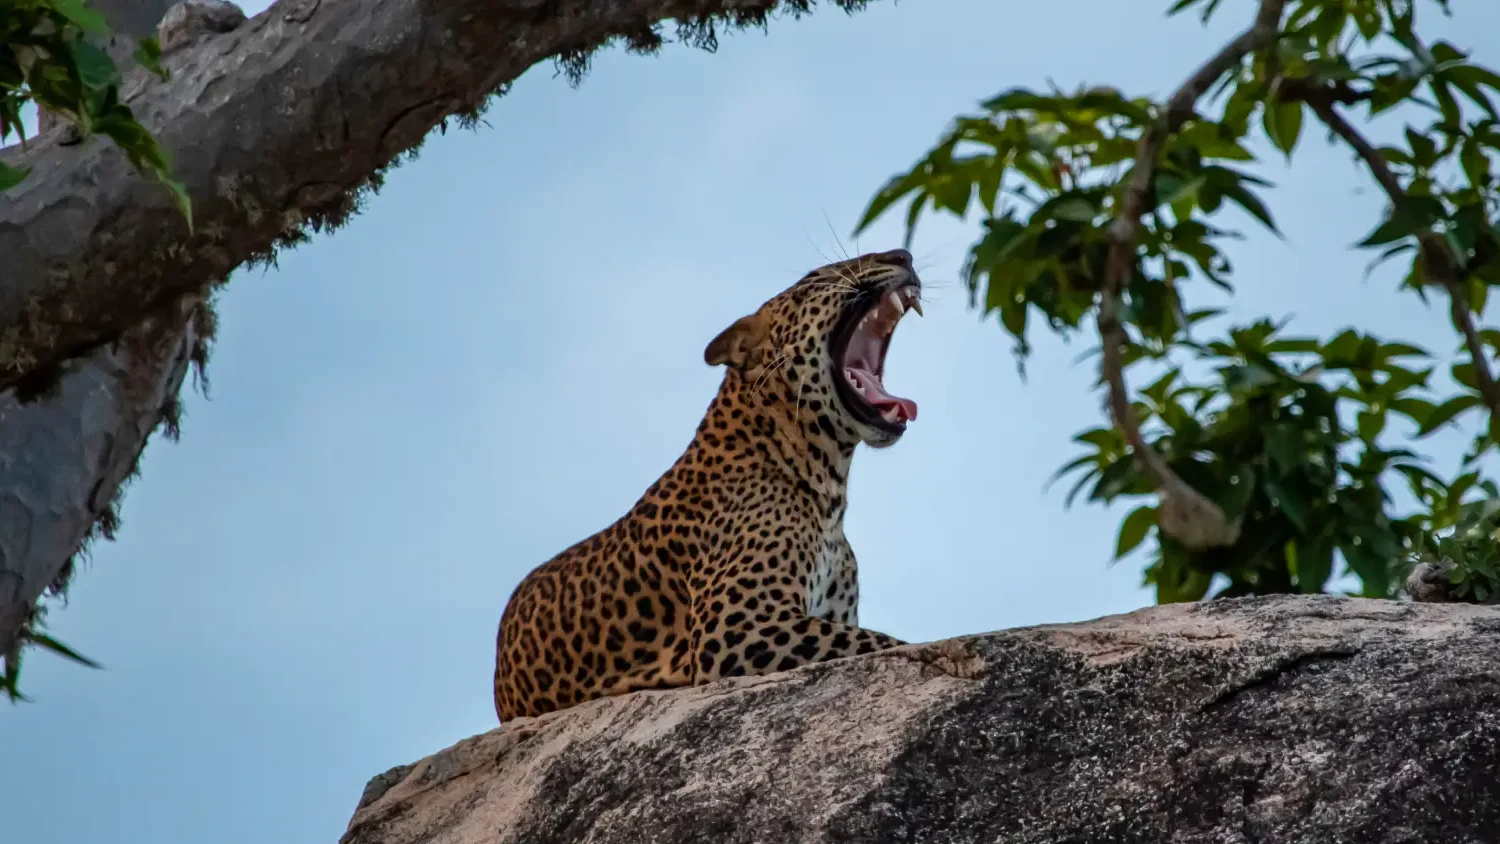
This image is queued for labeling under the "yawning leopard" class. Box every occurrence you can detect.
[493,248,923,721]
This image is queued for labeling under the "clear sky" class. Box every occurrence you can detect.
[4,1,1498,842]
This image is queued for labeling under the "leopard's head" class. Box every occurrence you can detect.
[705,248,923,450]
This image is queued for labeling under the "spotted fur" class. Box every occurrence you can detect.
[493,249,922,722]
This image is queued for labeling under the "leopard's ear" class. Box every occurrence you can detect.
[704,311,770,371]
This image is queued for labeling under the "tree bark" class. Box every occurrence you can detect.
[0,0,871,395]
[0,0,873,659]
[0,296,206,656]
[0,0,210,665]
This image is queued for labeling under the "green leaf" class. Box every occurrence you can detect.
[1448,66,1499,120]
[134,36,168,81]
[856,168,926,237]
[1389,396,1436,427]
[901,192,925,249]
[1219,466,1256,521]
[1064,467,1100,508]
[0,160,30,192]
[1186,307,1224,326]
[1358,222,1413,249]
[1459,138,1490,190]
[1293,539,1335,593]
[1220,181,1280,235]
[1073,90,1154,125]
[1035,190,1105,223]
[1262,472,1310,530]
[163,178,193,230]
[1341,539,1391,597]
[1141,368,1180,405]
[1364,242,1416,278]
[1447,65,1500,118]
[51,0,112,36]
[1073,427,1121,450]
[1049,453,1098,485]
[1379,341,1430,359]
[1091,457,1144,502]
[1418,393,1482,435]
[1406,126,1438,168]
[1448,470,1480,505]
[976,160,1002,214]
[1453,362,1479,391]
[22,632,102,670]
[2,649,27,702]
[1176,121,1253,161]
[1223,362,1279,395]
[1356,197,1443,248]
[1114,505,1158,559]
[980,87,1049,113]
[1429,78,1463,131]
[1000,300,1026,339]
[1358,409,1386,442]
[1263,98,1304,159]
[1157,171,1204,209]
[1264,424,1303,474]
[69,40,121,93]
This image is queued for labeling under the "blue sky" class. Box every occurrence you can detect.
[4,1,1499,842]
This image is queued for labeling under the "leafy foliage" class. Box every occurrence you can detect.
[1,0,189,222]
[861,0,1500,603]
[1,615,102,703]
[1059,318,1493,602]
[1419,495,1500,602]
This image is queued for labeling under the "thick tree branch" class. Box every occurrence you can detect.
[0,296,206,658]
[0,0,878,395]
[1097,0,1286,550]
[0,0,215,674]
[1302,95,1500,421]
[0,0,879,663]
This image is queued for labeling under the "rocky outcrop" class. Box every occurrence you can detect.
[342,596,1500,843]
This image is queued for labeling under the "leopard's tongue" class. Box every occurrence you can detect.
[845,367,918,423]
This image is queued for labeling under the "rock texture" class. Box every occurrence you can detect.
[343,596,1500,844]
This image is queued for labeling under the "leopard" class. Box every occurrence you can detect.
[493,248,926,722]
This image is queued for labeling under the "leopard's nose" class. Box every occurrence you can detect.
[870,249,914,270]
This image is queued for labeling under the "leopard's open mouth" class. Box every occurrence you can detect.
[831,284,922,433]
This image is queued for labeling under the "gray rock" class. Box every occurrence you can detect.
[341,595,1500,844]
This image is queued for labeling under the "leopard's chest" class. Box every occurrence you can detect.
[804,530,855,623]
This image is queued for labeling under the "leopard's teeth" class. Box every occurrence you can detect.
[886,290,905,319]
[905,288,924,317]
[881,406,901,423]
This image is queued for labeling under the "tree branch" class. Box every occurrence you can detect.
[0,295,207,658]
[0,0,879,663]
[1302,95,1500,423]
[0,0,880,396]
[1097,0,1286,549]
[0,0,216,670]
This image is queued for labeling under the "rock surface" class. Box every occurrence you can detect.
[342,596,1500,844]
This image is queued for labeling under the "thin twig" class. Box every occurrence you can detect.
[1302,95,1500,421]
[1097,0,1287,549]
